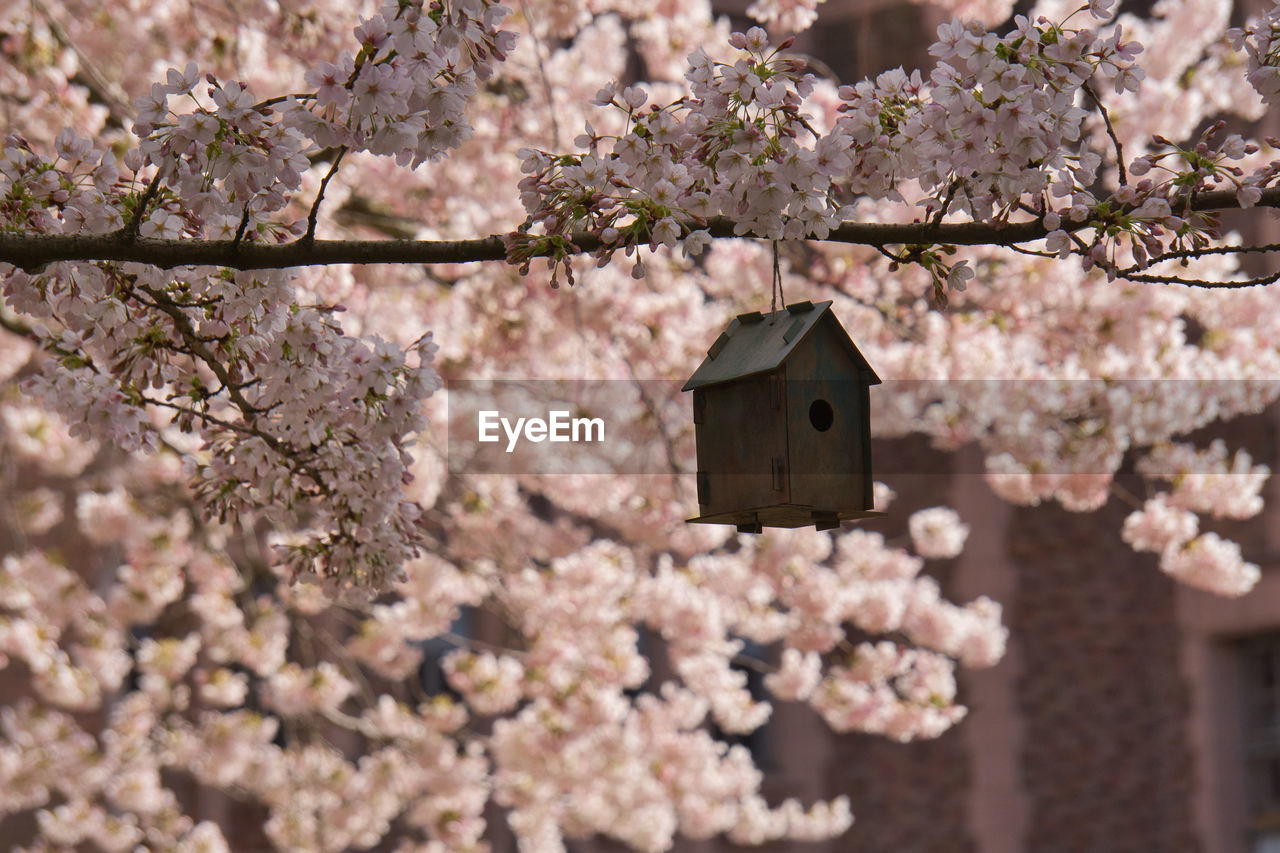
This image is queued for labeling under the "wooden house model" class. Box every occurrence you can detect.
[682,300,884,533]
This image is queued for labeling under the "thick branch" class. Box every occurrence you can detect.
[3,187,1279,272]
[0,232,511,270]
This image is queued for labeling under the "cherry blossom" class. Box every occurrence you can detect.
[908,506,972,559]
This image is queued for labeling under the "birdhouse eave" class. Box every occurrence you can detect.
[682,301,880,391]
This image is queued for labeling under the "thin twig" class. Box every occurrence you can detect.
[1005,244,1057,259]
[624,358,685,475]
[1115,241,1280,274]
[1109,480,1145,510]
[730,651,776,676]
[134,283,270,430]
[29,0,132,125]
[1082,80,1127,187]
[305,148,347,242]
[931,179,962,226]
[124,173,164,240]
[296,616,379,707]
[146,397,264,440]
[232,206,252,245]
[252,92,315,111]
[519,1,563,147]
[440,630,523,658]
[1119,269,1280,288]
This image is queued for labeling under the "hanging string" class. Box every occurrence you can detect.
[770,240,786,316]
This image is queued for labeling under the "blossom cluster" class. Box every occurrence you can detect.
[1227,3,1280,110]
[1118,440,1269,595]
[2,235,440,589]
[515,6,1280,299]
[131,68,309,240]
[285,0,516,166]
[508,26,827,285]
[745,0,830,33]
[0,0,518,589]
[0,467,999,851]
[511,9,1153,295]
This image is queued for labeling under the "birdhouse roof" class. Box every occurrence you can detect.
[682,301,882,391]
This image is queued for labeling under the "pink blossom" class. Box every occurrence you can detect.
[266,661,356,716]
[443,650,525,715]
[1159,532,1261,596]
[1122,495,1198,553]
[908,506,970,558]
[764,648,822,701]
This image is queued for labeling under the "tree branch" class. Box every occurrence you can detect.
[517,0,563,148]
[1117,269,1280,288]
[2,187,1279,272]
[134,282,265,428]
[1116,241,1280,272]
[125,173,164,240]
[305,148,347,242]
[1082,80,1126,186]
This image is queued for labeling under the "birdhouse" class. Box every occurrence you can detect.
[683,300,883,533]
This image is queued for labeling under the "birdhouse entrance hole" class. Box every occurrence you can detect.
[809,399,834,432]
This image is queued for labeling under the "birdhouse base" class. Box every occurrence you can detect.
[688,504,886,533]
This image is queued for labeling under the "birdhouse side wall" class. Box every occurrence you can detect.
[693,374,790,515]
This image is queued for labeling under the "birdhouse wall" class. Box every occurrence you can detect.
[693,373,789,515]
[782,319,875,512]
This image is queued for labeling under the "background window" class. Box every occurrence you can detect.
[1239,636,1280,851]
